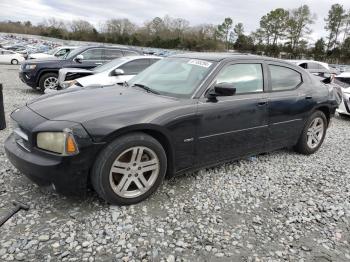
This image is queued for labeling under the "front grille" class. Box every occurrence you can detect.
[14,128,31,152]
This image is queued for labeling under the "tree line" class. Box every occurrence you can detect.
[0,3,349,63]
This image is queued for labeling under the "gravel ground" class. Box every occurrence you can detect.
[0,64,350,262]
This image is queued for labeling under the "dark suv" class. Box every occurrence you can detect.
[19,46,141,91]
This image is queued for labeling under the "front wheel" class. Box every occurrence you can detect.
[11,59,19,65]
[91,133,167,205]
[294,111,327,155]
[38,73,58,93]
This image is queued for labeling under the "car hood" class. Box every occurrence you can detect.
[77,73,134,87]
[26,85,178,123]
[29,53,55,59]
[58,68,93,84]
[24,57,64,65]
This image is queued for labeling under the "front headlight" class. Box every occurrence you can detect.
[37,130,79,155]
[25,64,37,70]
[61,80,77,89]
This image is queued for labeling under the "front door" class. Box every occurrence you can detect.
[196,61,269,166]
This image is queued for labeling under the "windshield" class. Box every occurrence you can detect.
[128,57,215,98]
[92,57,130,73]
[46,47,59,55]
[334,77,350,89]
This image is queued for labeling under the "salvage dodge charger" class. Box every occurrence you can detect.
[5,53,339,205]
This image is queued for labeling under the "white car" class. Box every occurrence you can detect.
[287,60,339,75]
[334,72,350,117]
[28,46,78,60]
[0,49,25,64]
[58,56,161,90]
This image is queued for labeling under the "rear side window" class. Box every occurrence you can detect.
[269,65,302,91]
[103,49,123,60]
[118,59,150,74]
[81,49,103,60]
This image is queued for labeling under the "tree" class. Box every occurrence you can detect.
[259,8,289,46]
[341,37,350,62]
[234,23,244,37]
[325,4,347,51]
[286,5,315,56]
[313,38,326,60]
[217,18,233,50]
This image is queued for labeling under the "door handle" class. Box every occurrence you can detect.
[95,62,102,65]
[305,95,312,99]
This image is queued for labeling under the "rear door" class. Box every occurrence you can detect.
[102,49,123,63]
[265,62,315,149]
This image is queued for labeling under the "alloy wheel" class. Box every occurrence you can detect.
[109,146,160,198]
[43,77,58,90]
[306,117,324,149]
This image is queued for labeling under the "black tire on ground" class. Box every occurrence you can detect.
[11,59,19,65]
[91,132,167,205]
[38,72,58,93]
[294,111,327,155]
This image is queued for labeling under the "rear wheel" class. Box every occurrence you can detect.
[294,111,327,155]
[38,73,58,93]
[91,133,167,205]
[11,59,19,65]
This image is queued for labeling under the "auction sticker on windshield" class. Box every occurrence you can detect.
[188,59,212,68]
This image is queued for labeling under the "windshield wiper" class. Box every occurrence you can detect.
[132,83,160,95]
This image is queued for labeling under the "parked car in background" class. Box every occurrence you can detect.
[28,46,78,60]
[6,53,339,205]
[333,72,350,117]
[0,49,25,64]
[287,60,339,75]
[58,56,161,90]
[19,46,141,92]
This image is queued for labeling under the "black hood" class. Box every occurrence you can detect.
[27,86,177,123]
[23,58,66,65]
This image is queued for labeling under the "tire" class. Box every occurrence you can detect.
[294,111,327,155]
[11,59,19,65]
[91,132,167,205]
[38,72,58,93]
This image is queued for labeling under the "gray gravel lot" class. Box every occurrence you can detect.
[0,64,350,261]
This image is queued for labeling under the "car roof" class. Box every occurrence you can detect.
[287,59,329,67]
[58,46,79,49]
[170,52,290,63]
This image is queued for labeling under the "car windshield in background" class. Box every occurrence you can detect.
[92,57,129,73]
[128,57,215,98]
[46,47,59,55]
[334,77,350,88]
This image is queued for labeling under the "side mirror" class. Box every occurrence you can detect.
[75,54,84,63]
[111,69,125,76]
[207,83,236,101]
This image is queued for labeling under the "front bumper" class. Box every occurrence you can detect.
[337,92,350,115]
[19,70,37,88]
[4,133,100,195]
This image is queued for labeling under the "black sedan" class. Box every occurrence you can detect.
[5,53,339,205]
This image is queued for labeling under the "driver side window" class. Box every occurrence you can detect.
[214,64,263,94]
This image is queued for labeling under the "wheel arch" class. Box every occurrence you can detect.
[101,124,176,177]
[36,69,59,86]
[313,105,331,126]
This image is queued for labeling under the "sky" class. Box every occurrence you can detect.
[0,0,349,42]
